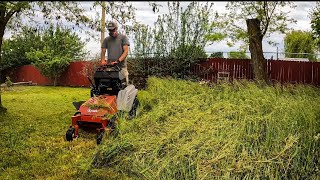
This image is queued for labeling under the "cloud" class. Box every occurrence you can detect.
[63,1,320,58]
[3,1,318,59]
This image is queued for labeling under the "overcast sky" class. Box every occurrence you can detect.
[82,1,317,59]
[4,1,317,59]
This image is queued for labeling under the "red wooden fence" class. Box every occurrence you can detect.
[4,61,92,87]
[192,58,254,81]
[3,58,320,87]
[267,60,320,85]
[192,58,320,86]
[5,65,52,85]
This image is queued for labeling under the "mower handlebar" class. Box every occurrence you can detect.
[97,64,121,72]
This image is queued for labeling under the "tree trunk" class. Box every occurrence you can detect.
[0,23,7,113]
[246,18,269,84]
[54,76,57,87]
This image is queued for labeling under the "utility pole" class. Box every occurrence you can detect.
[101,1,106,47]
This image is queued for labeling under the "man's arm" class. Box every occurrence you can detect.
[101,48,107,64]
[119,45,129,62]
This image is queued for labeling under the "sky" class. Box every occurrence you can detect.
[83,1,317,59]
[3,1,318,59]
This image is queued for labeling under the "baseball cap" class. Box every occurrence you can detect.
[107,21,118,30]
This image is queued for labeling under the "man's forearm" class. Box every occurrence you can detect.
[119,51,128,62]
[101,51,106,62]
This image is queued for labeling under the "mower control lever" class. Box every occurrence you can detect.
[87,76,96,89]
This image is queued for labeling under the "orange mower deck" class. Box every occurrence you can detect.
[71,95,118,139]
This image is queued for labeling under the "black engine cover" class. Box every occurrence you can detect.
[92,65,126,96]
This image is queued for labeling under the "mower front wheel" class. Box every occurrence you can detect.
[66,127,75,141]
[96,131,104,145]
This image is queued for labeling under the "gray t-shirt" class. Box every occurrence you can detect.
[101,34,130,68]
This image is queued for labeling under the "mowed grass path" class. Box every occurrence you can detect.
[0,86,97,179]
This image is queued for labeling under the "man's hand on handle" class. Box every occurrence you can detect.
[101,59,120,66]
[101,59,107,65]
[110,61,118,65]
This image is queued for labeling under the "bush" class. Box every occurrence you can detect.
[5,76,13,87]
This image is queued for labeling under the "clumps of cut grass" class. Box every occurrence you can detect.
[87,77,320,179]
[83,96,113,109]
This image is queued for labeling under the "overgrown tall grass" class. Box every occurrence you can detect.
[1,78,319,179]
[88,77,320,179]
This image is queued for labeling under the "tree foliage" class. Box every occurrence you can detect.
[26,25,87,86]
[284,30,317,61]
[229,51,249,59]
[94,1,136,33]
[209,52,224,58]
[309,2,320,51]
[1,27,42,71]
[133,2,223,57]
[0,1,138,63]
[131,1,222,78]
[4,2,97,38]
[215,2,296,84]
[218,2,297,50]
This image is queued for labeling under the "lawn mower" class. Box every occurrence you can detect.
[65,63,139,144]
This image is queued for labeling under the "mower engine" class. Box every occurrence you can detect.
[91,65,126,96]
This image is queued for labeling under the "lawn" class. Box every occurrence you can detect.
[1,77,320,179]
[0,86,97,179]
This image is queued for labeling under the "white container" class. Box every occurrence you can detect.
[117,84,138,112]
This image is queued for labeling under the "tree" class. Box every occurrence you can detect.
[309,1,320,54]
[26,25,87,86]
[1,27,43,70]
[0,2,91,112]
[229,51,249,59]
[217,2,296,84]
[284,30,317,61]
[133,1,224,57]
[132,1,223,77]
[0,1,139,112]
[209,52,224,58]
[169,44,207,78]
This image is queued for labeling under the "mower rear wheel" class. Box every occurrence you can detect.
[66,127,75,141]
[96,131,104,145]
[128,97,140,120]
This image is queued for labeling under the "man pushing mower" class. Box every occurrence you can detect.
[65,21,139,144]
[101,21,130,85]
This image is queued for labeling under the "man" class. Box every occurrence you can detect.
[101,21,130,85]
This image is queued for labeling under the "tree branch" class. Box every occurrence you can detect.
[262,1,278,37]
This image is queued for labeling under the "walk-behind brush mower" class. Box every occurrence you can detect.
[66,63,139,144]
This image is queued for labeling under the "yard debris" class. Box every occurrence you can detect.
[1,81,36,88]
[12,81,36,86]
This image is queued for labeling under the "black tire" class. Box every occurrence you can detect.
[90,89,94,97]
[128,97,140,120]
[96,131,104,145]
[107,116,117,130]
[66,127,75,141]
